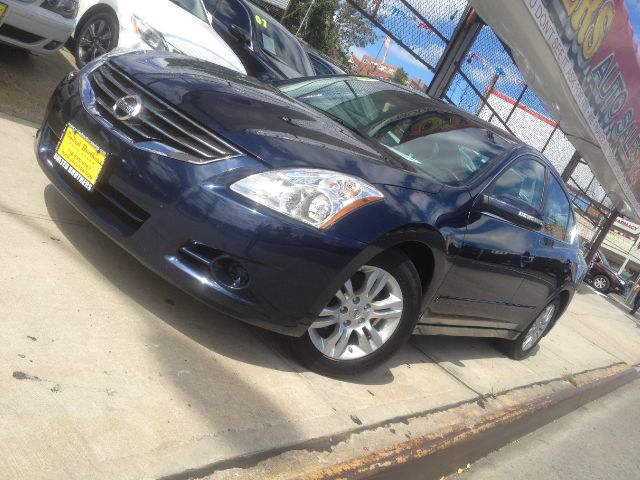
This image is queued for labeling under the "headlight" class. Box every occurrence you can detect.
[230,169,384,229]
[41,0,79,19]
[131,15,170,51]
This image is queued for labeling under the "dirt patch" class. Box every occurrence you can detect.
[0,45,77,124]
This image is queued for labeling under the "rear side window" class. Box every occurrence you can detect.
[488,158,546,209]
[309,55,333,76]
[543,176,572,241]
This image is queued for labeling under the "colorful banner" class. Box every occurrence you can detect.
[526,0,640,212]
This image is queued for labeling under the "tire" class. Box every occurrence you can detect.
[499,299,560,360]
[290,249,421,377]
[591,274,610,293]
[74,11,119,68]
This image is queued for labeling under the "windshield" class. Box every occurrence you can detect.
[169,0,208,23]
[280,77,513,185]
[248,5,312,77]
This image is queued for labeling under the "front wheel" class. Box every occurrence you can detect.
[499,299,559,360]
[74,11,119,68]
[290,249,421,376]
[591,274,610,293]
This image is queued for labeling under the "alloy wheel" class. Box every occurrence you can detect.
[521,304,555,351]
[308,265,404,361]
[78,19,114,65]
[593,276,608,291]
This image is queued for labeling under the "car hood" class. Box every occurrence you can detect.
[109,53,443,193]
[130,0,247,75]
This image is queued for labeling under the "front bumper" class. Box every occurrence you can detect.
[0,0,74,54]
[35,73,369,336]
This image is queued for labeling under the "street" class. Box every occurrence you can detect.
[453,379,640,479]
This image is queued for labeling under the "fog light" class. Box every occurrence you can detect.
[210,256,249,289]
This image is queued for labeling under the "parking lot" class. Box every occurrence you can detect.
[2,48,640,479]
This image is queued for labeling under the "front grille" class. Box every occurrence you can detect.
[87,63,241,163]
[0,24,44,43]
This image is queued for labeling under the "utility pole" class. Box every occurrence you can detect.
[585,209,619,263]
[296,0,316,36]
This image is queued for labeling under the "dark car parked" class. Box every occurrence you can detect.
[36,53,587,375]
[301,41,346,76]
[585,249,626,294]
[204,0,315,80]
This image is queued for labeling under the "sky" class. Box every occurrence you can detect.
[628,0,640,45]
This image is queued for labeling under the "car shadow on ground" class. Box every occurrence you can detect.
[42,184,512,387]
[0,45,76,124]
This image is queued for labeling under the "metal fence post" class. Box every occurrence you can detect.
[427,7,483,99]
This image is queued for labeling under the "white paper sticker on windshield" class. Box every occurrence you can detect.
[262,33,277,56]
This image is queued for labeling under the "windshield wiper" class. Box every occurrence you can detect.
[308,106,368,140]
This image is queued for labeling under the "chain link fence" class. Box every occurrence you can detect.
[349,0,617,244]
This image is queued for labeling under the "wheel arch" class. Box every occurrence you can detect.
[74,3,119,39]
[557,289,571,317]
[368,226,449,311]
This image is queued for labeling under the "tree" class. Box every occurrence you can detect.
[254,0,377,71]
[391,67,409,85]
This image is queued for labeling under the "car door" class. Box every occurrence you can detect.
[517,173,578,312]
[428,155,547,330]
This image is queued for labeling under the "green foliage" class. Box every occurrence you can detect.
[254,0,377,72]
[391,67,409,85]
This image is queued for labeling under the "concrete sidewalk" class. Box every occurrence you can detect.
[1,112,639,480]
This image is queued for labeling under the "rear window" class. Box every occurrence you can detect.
[249,5,312,77]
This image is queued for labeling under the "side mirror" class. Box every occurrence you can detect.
[228,24,249,44]
[473,193,544,230]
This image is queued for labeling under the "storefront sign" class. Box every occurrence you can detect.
[525,0,640,214]
[614,217,640,235]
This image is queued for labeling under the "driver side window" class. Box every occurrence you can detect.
[487,157,546,210]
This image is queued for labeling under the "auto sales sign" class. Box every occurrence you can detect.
[525,0,640,211]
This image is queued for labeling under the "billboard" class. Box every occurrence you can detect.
[470,0,640,219]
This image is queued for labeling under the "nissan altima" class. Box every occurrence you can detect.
[35,52,586,376]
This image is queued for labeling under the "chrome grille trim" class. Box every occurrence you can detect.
[83,62,242,163]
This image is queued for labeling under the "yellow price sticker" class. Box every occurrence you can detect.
[255,14,268,29]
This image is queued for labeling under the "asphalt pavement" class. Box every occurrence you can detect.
[452,378,640,479]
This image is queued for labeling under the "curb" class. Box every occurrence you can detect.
[187,363,638,480]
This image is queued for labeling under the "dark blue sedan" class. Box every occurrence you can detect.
[36,52,586,376]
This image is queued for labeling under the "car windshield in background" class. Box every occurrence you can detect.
[170,0,208,23]
[248,5,310,77]
[280,77,512,185]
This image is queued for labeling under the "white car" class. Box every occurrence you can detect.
[0,0,78,54]
[73,0,246,74]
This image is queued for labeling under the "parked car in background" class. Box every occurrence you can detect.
[585,249,626,294]
[301,41,346,76]
[205,0,314,80]
[36,54,586,375]
[0,0,78,54]
[73,0,246,73]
